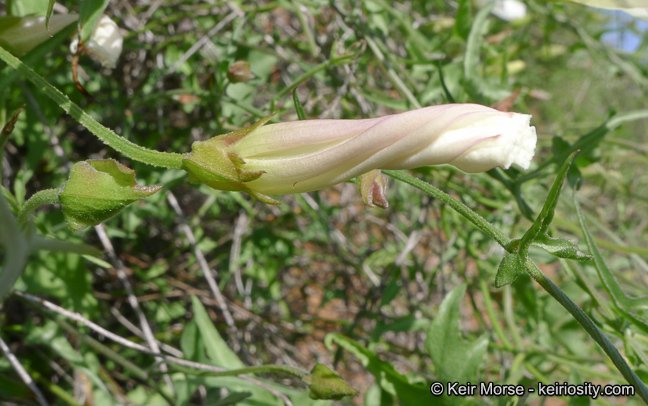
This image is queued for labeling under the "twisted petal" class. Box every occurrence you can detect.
[230,104,536,195]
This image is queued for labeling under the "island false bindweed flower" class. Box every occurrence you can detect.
[183,104,537,204]
[0,14,78,55]
[70,15,123,68]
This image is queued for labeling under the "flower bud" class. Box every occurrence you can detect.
[0,14,78,55]
[70,15,123,68]
[183,104,536,203]
[60,159,162,231]
[227,61,255,83]
[357,170,389,209]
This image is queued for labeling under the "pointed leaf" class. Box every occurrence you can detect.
[574,196,648,311]
[292,89,306,121]
[425,284,489,384]
[519,151,579,252]
[325,333,430,403]
[45,0,56,35]
[464,1,494,79]
[495,253,526,287]
[191,295,245,369]
[533,234,591,262]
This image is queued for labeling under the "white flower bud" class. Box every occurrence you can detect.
[183,104,537,201]
[232,104,536,195]
[70,15,123,68]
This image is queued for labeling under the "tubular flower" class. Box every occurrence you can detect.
[183,104,537,204]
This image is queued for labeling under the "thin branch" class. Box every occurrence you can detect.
[109,307,184,357]
[166,192,238,333]
[94,224,175,395]
[167,10,242,75]
[0,334,49,406]
[14,291,295,406]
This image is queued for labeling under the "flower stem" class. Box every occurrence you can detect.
[0,45,185,169]
[387,169,648,401]
[526,261,648,403]
[383,170,511,248]
[18,188,60,224]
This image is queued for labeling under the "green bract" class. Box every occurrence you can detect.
[302,364,358,400]
[59,159,162,231]
[182,114,280,204]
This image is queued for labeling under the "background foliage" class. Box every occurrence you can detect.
[1,0,648,405]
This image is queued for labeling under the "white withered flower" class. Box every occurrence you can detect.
[70,15,123,68]
[183,104,537,204]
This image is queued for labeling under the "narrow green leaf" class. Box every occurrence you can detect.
[211,392,253,406]
[292,89,306,121]
[425,284,489,384]
[454,0,471,40]
[532,235,591,262]
[190,295,245,369]
[574,196,648,311]
[79,0,110,42]
[464,1,493,79]
[45,0,56,35]
[0,187,30,299]
[495,253,526,287]
[519,151,579,252]
[325,333,430,403]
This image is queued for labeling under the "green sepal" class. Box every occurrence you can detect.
[533,234,592,262]
[60,159,162,231]
[182,114,281,204]
[302,364,358,400]
[495,253,526,288]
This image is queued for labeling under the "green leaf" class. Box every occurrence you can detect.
[325,333,430,403]
[45,0,56,35]
[519,151,579,252]
[495,253,526,287]
[191,295,245,369]
[453,0,471,40]
[211,392,253,406]
[463,1,493,80]
[574,196,648,312]
[533,235,591,262]
[302,364,358,400]
[425,284,489,386]
[292,89,306,121]
[79,0,110,42]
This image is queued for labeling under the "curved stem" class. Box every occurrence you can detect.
[388,169,648,401]
[383,170,512,249]
[0,45,185,169]
[178,364,308,379]
[526,261,648,403]
[18,188,60,224]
